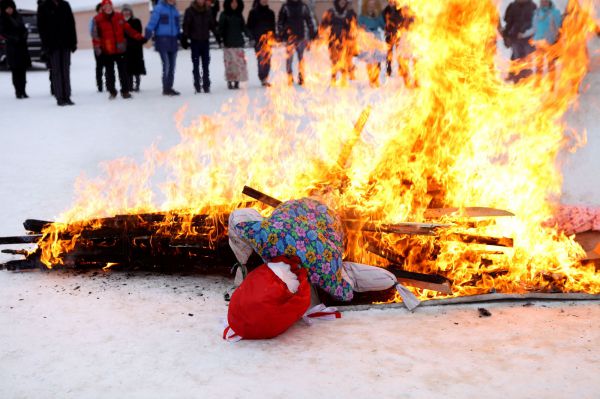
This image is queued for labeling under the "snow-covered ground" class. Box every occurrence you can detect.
[1,38,599,398]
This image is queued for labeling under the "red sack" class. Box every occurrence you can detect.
[224,256,311,340]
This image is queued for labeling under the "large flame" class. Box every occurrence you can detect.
[39,0,600,299]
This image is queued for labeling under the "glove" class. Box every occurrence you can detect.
[140,37,149,44]
[180,35,190,49]
[94,47,101,57]
[71,45,77,53]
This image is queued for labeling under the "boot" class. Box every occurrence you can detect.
[297,73,304,86]
[233,81,239,89]
[134,76,140,92]
[227,81,233,90]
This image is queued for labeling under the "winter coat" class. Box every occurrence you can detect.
[247,4,275,43]
[277,0,315,42]
[145,0,181,52]
[0,11,31,70]
[92,11,143,55]
[37,0,77,51]
[358,13,384,35]
[531,4,562,45]
[218,0,248,48]
[503,0,537,40]
[183,2,220,43]
[124,17,146,75]
[382,4,412,43]
[320,3,357,45]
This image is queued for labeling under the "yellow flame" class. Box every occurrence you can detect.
[39,0,600,298]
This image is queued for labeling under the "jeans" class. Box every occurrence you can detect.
[190,39,210,90]
[159,49,177,91]
[103,53,129,94]
[255,37,272,82]
[285,39,307,78]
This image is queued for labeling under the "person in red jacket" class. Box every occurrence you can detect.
[92,0,145,99]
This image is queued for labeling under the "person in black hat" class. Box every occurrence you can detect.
[0,0,31,98]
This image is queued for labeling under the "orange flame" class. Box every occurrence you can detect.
[39,0,600,299]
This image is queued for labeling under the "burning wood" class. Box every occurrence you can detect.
[2,0,600,306]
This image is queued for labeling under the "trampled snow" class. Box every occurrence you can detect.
[0,39,599,398]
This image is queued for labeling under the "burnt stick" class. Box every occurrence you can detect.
[0,235,42,245]
[242,186,283,208]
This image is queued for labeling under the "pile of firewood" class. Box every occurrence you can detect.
[0,183,523,305]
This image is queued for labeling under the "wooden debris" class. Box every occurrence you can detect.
[424,207,514,218]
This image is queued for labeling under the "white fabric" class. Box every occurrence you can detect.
[395,284,421,311]
[302,304,340,325]
[342,262,421,311]
[267,262,300,293]
[228,209,264,265]
[223,325,243,343]
[341,262,398,292]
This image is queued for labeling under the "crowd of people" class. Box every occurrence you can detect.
[502,0,600,86]
[1,0,599,105]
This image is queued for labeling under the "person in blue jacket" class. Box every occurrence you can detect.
[530,0,562,87]
[145,0,181,96]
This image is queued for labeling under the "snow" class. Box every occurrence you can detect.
[1,270,599,398]
[1,32,600,398]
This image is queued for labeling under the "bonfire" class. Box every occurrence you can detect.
[1,0,599,307]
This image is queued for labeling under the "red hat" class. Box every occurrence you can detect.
[224,256,311,340]
[101,0,112,6]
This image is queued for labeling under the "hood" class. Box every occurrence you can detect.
[121,3,135,17]
[223,0,244,14]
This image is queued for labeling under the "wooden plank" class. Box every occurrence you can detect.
[242,186,282,208]
[424,207,515,218]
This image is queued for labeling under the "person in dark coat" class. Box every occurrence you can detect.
[247,0,275,86]
[503,0,537,82]
[183,0,221,93]
[0,0,31,98]
[37,0,77,106]
[92,0,145,99]
[382,0,413,81]
[320,0,357,84]
[277,0,315,85]
[121,3,146,92]
[218,0,249,89]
